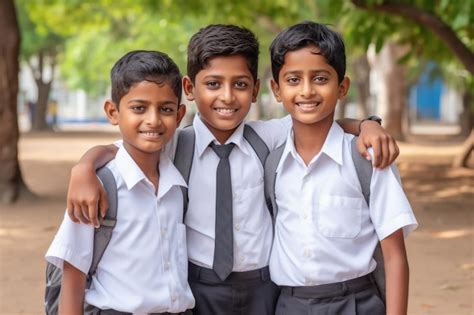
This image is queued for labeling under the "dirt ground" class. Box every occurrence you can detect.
[0,131,473,315]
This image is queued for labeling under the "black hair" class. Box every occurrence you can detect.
[187,24,259,83]
[270,21,346,84]
[111,50,182,106]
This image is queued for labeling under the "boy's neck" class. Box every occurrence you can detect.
[122,143,161,191]
[199,115,240,144]
[292,117,333,166]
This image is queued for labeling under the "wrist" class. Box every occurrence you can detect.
[359,115,382,134]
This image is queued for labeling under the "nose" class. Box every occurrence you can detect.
[219,85,235,104]
[146,109,162,127]
[300,80,315,98]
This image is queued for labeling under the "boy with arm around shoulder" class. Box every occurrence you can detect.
[268,21,417,315]
[45,50,194,314]
[66,25,400,314]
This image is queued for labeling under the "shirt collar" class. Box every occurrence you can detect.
[320,121,344,166]
[276,121,344,172]
[114,145,187,196]
[114,145,147,190]
[156,153,187,199]
[193,114,250,157]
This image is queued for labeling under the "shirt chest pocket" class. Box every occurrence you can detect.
[317,195,363,238]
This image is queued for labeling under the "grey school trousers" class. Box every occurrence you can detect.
[275,273,385,315]
[188,262,280,315]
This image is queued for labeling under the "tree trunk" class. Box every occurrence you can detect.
[368,42,408,140]
[459,91,473,137]
[0,0,32,203]
[452,129,474,168]
[351,54,370,118]
[32,80,52,130]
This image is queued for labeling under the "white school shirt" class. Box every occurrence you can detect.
[169,114,291,271]
[45,146,195,313]
[269,122,418,286]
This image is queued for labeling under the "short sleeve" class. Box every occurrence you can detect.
[45,211,95,274]
[247,115,292,150]
[368,164,418,240]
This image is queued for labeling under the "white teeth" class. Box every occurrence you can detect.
[141,131,162,137]
[215,108,236,113]
[297,103,319,108]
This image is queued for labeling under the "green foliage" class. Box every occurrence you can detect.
[16,0,65,63]
[16,0,473,97]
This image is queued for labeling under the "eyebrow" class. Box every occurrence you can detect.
[202,74,252,80]
[282,69,332,76]
[127,99,178,105]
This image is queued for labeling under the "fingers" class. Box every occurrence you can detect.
[370,138,382,168]
[88,201,100,228]
[99,186,109,220]
[356,137,371,161]
[73,204,90,224]
[388,137,400,165]
[379,135,390,169]
[67,200,79,223]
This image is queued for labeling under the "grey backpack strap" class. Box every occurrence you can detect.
[243,124,269,166]
[87,166,118,288]
[264,143,286,219]
[351,137,386,302]
[173,126,195,219]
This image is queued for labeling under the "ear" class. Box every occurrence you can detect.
[252,79,261,103]
[176,104,186,127]
[182,76,195,101]
[104,100,119,125]
[338,76,350,98]
[270,79,282,102]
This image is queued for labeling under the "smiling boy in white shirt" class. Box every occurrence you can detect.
[62,25,401,314]
[268,21,418,315]
[45,50,194,314]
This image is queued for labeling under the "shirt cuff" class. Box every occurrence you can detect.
[376,211,418,240]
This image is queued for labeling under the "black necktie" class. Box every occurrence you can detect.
[210,142,235,281]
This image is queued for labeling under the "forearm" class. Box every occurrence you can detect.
[74,144,117,171]
[384,251,409,314]
[59,262,86,315]
[381,229,409,315]
[336,118,360,135]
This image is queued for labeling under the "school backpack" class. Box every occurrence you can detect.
[44,166,189,314]
[44,167,118,315]
[263,137,386,301]
[173,124,269,214]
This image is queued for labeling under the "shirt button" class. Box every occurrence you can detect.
[240,256,245,262]
[235,223,241,230]
[165,261,171,270]
[161,228,167,236]
[171,294,177,302]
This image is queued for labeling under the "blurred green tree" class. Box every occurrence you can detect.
[17,0,66,130]
[346,0,472,165]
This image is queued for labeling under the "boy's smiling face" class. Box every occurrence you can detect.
[105,81,185,160]
[183,55,260,144]
[271,45,349,128]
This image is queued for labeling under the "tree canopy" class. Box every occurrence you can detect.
[17,0,472,99]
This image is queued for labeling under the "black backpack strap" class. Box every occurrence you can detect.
[263,143,286,219]
[350,136,386,302]
[243,124,269,167]
[173,126,195,220]
[87,166,118,288]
